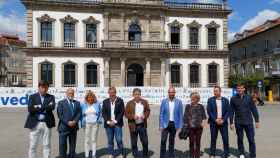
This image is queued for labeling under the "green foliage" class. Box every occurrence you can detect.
[228,73,269,88]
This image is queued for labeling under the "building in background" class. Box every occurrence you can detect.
[21,0,231,88]
[230,17,280,101]
[0,35,26,87]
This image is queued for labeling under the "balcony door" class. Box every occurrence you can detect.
[127,63,144,87]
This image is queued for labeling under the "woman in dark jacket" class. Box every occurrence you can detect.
[183,91,207,158]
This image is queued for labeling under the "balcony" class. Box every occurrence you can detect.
[40,41,53,48]
[102,40,170,49]
[25,0,229,10]
[170,44,181,49]
[273,48,280,54]
[208,45,217,51]
[189,44,200,50]
[86,42,98,48]
[64,42,76,48]
[190,83,201,88]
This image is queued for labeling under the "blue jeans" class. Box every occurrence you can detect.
[235,124,256,158]
[105,126,124,156]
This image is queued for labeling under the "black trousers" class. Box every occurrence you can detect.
[59,131,77,158]
[160,121,176,158]
[210,124,229,158]
[130,123,149,158]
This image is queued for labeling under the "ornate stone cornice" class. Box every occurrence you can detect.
[187,20,202,28]
[60,15,78,23]
[168,20,183,28]
[82,16,100,25]
[36,14,56,22]
[206,21,220,28]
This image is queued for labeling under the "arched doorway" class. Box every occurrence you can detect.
[127,63,144,87]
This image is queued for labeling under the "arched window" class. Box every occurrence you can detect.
[63,62,76,87]
[40,61,53,85]
[128,23,141,42]
[86,63,98,87]
[208,64,218,87]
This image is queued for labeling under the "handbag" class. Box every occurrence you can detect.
[179,105,192,140]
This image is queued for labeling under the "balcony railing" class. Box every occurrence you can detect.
[86,42,98,48]
[273,48,280,54]
[208,83,218,87]
[189,44,200,50]
[171,83,182,87]
[190,83,201,88]
[102,40,170,49]
[32,0,228,10]
[40,41,53,48]
[64,42,76,48]
[208,45,217,51]
[170,44,181,49]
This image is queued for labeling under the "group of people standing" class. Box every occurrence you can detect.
[24,80,260,158]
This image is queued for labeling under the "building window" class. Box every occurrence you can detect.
[41,22,52,47]
[241,63,246,76]
[12,75,18,85]
[170,64,181,87]
[208,28,217,50]
[170,26,180,49]
[40,62,53,85]
[208,64,218,87]
[189,27,199,49]
[64,23,75,47]
[86,24,97,48]
[243,47,247,58]
[86,63,98,87]
[128,23,141,42]
[264,40,269,51]
[190,63,200,87]
[63,62,76,87]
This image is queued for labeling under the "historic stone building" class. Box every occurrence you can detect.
[230,17,280,100]
[21,0,231,88]
[0,35,26,87]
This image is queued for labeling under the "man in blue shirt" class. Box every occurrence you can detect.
[230,84,260,158]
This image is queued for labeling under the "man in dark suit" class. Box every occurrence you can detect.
[24,80,56,158]
[57,88,81,158]
[102,87,125,158]
[207,86,230,158]
[230,84,260,158]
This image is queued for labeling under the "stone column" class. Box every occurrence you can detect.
[160,58,166,87]
[145,14,151,41]
[104,57,110,87]
[120,57,126,87]
[120,13,125,40]
[145,58,151,86]
[104,12,109,40]
[160,15,165,41]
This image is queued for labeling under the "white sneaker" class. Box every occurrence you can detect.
[240,155,245,158]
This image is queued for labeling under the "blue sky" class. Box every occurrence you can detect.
[0,0,280,40]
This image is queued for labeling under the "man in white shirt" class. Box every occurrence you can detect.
[125,88,150,158]
[207,86,231,158]
[159,87,183,158]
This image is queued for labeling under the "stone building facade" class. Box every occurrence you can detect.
[230,17,280,100]
[0,35,26,87]
[21,0,231,88]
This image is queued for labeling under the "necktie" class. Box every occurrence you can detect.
[69,100,74,115]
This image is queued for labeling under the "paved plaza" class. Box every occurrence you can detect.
[0,104,279,158]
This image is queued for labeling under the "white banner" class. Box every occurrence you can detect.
[0,87,233,107]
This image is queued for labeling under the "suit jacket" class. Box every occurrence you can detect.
[207,96,231,125]
[102,97,125,128]
[125,98,150,131]
[24,92,56,129]
[230,94,260,125]
[159,98,183,130]
[57,98,81,133]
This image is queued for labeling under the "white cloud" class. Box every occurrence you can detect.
[240,9,280,32]
[228,31,236,43]
[229,12,242,21]
[270,0,280,4]
[0,12,26,40]
[0,1,5,8]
